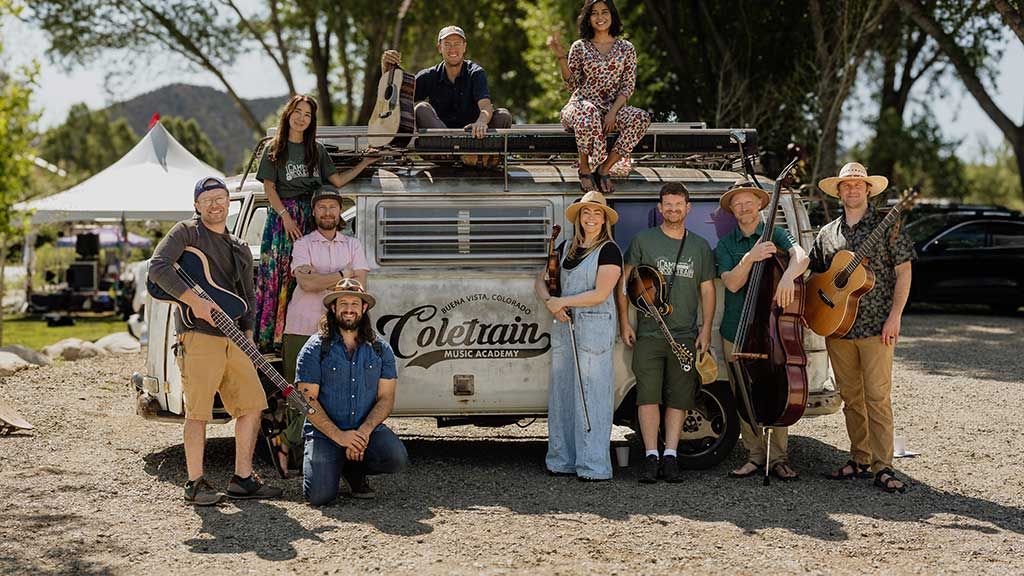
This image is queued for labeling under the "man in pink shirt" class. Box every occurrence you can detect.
[276,185,370,474]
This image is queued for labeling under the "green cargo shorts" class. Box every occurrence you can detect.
[632,335,699,410]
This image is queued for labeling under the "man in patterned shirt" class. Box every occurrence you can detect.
[809,162,915,494]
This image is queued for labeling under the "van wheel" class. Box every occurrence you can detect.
[677,381,740,469]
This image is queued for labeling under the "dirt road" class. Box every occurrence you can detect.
[1,312,1022,575]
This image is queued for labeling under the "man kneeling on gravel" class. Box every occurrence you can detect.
[149,176,283,506]
[296,279,407,505]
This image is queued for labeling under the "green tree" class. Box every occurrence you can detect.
[895,0,1024,200]
[38,103,138,179]
[860,112,966,199]
[0,3,41,345]
[964,142,1023,210]
[160,116,225,170]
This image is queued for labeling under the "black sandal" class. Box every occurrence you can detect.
[578,171,598,192]
[595,170,615,194]
[825,459,872,480]
[728,461,762,478]
[874,468,908,493]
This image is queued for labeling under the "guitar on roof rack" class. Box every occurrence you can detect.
[368,0,415,148]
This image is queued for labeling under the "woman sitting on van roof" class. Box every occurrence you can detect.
[536,190,623,481]
[253,94,378,351]
[548,0,651,194]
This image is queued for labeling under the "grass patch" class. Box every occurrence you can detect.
[0,313,125,350]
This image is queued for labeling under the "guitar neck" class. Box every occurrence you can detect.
[208,309,312,415]
[853,204,905,261]
[646,304,691,366]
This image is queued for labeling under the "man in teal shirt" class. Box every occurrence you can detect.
[715,180,808,481]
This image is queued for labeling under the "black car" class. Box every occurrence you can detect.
[905,208,1024,313]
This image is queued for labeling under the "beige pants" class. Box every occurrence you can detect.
[723,340,789,467]
[825,336,895,473]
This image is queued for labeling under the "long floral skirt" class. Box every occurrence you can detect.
[254,197,313,351]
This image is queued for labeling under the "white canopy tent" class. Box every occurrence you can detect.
[18,121,225,223]
[16,122,226,304]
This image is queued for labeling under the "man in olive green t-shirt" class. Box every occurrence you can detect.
[619,182,716,484]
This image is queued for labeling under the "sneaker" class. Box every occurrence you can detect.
[343,469,376,500]
[638,454,660,484]
[225,472,283,500]
[184,476,223,506]
[662,455,684,483]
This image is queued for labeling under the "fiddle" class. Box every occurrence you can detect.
[545,225,562,297]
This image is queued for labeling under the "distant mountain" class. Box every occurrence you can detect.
[105,84,289,173]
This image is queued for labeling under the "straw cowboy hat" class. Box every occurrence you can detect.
[322,278,376,310]
[565,190,619,225]
[818,162,888,198]
[719,180,770,214]
[696,349,718,385]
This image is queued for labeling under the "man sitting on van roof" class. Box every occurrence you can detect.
[381,25,512,138]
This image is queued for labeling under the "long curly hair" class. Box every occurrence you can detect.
[317,301,376,360]
[578,0,622,40]
[268,94,320,175]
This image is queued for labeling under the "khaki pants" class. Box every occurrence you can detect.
[177,331,267,422]
[722,340,789,467]
[825,336,895,473]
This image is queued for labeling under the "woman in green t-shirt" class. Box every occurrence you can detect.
[254,94,377,350]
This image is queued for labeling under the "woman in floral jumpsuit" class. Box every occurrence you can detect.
[549,0,650,193]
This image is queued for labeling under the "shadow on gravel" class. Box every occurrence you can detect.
[139,432,1024,551]
[143,438,331,560]
[897,313,1024,383]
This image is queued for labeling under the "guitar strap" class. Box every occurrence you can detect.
[664,230,687,304]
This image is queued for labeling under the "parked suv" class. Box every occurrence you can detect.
[133,123,841,470]
[905,208,1024,313]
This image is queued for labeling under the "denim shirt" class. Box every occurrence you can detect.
[296,334,398,440]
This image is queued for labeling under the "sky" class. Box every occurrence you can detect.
[3,9,1022,163]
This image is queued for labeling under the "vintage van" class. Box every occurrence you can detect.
[133,123,841,470]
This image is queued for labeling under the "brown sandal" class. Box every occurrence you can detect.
[825,459,872,480]
[771,461,800,481]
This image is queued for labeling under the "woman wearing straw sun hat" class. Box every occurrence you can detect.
[809,162,915,494]
[535,190,622,481]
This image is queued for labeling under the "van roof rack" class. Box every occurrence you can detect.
[243,122,759,192]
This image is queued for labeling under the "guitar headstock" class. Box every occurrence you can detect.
[897,185,921,211]
[550,224,561,242]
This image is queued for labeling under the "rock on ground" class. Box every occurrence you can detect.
[0,351,31,377]
[41,337,108,361]
[0,344,52,366]
[95,332,142,354]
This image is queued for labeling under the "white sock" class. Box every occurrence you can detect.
[645,450,659,458]
[663,449,677,458]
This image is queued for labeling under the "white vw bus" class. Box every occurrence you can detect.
[133,123,840,470]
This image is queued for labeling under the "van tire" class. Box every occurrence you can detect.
[620,380,739,470]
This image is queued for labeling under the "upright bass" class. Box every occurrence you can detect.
[730,158,808,480]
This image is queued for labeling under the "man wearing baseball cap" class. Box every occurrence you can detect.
[296,279,407,505]
[272,185,371,475]
[810,162,915,494]
[381,25,512,139]
[714,180,809,481]
[149,176,283,505]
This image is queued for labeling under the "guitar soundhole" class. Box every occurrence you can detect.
[833,271,849,290]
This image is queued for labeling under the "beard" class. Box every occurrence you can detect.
[316,215,340,231]
[337,312,363,331]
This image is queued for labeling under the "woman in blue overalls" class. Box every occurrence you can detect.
[535,190,623,481]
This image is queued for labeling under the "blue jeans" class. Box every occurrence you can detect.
[302,424,408,506]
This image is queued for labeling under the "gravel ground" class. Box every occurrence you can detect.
[1,311,1022,575]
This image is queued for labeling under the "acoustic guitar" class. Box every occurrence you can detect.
[367,0,416,148]
[147,247,352,449]
[804,187,919,337]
